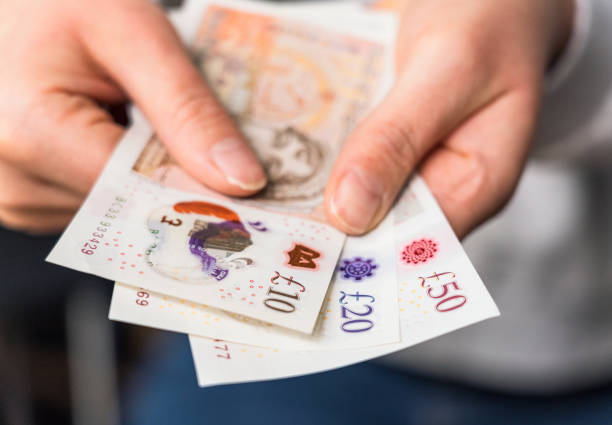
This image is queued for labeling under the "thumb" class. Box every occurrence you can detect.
[324,94,424,235]
[324,57,491,234]
[79,1,266,196]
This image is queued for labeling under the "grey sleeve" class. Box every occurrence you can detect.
[159,0,185,10]
[533,0,612,164]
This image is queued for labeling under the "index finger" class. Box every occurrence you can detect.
[78,0,267,196]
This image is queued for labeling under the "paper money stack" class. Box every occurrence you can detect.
[47,0,499,387]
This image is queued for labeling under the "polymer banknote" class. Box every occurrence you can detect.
[110,212,400,351]
[189,176,500,386]
[48,1,395,333]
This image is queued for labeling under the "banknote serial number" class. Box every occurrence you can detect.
[80,196,127,256]
[419,272,467,313]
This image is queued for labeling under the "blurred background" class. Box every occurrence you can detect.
[3,0,612,424]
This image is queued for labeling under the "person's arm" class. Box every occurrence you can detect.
[534,0,612,163]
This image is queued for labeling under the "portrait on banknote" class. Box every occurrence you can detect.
[132,5,386,214]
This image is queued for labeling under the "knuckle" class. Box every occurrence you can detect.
[412,31,483,76]
[0,176,31,210]
[170,91,228,139]
[0,187,23,209]
[53,95,99,127]
[455,155,489,206]
[370,120,420,171]
[425,149,488,212]
[10,139,39,167]
[3,136,44,168]
[3,95,50,166]
[441,150,518,216]
[0,138,15,165]
[0,208,27,232]
[0,109,37,166]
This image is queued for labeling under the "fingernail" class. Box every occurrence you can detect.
[210,138,267,191]
[331,169,383,233]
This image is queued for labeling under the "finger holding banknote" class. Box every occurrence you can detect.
[325,0,574,237]
[0,0,265,234]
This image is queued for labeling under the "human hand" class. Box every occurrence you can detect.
[324,0,574,237]
[0,0,266,234]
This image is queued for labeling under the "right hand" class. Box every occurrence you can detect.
[0,0,266,234]
[324,0,573,237]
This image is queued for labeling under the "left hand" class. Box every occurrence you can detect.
[324,0,574,237]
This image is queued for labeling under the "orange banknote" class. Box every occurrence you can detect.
[133,5,388,222]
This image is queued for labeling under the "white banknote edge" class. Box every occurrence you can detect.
[109,211,400,351]
[189,176,499,386]
[189,305,499,387]
[47,105,347,333]
[46,0,398,334]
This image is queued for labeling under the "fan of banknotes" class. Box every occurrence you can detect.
[47,0,499,387]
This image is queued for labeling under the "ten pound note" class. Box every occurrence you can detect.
[47,1,394,334]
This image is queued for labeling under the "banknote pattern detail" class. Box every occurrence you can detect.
[52,0,500,385]
[188,176,500,387]
[109,212,400,350]
[400,239,438,265]
[132,5,386,217]
[146,201,254,284]
[338,257,378,281]
[47,117,345,333]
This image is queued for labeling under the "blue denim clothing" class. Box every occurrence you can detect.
[123,333,612,425]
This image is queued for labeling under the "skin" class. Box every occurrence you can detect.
[325,0,575,237]
[0,0,573,236]
[0,0,266,233]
